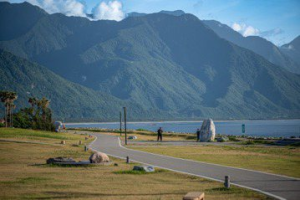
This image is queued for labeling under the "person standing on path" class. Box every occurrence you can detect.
[157,127,163,142]
[196,128,201,142]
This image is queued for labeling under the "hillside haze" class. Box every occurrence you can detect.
[0,49,170,121]
[0,2,300,120]
[203,20,300,74]
[281,36,300,65]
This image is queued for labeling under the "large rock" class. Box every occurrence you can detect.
[46,157,75,164]
[199,119,216,142]
[89,152,110,163]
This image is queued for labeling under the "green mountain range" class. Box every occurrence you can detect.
[203,20,300,74]
[0,49,170,121]
[0,2,299,120]
[281,36,300,65]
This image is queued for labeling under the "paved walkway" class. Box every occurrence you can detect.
[88,133,300,200]
[126,140,239,146]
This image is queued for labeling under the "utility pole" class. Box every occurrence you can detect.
[119,111,122,136]
[123,107,127,145]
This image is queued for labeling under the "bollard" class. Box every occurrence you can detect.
[126,156,129,164]
[84,145,88,152]
[224,176,230,188]
[61,140,65,145]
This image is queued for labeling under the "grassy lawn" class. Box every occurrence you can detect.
[0,128,272,200]
[0,128,94,145]
[130,144,300,178]
[70,128,197,141]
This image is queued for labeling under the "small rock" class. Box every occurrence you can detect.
[89,152,110,163]
[128,136,138,140]
[133,165,155,172]
[217,137,229,142]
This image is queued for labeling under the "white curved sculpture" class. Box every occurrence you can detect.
[199,118,216,142]
[54,121,63,132]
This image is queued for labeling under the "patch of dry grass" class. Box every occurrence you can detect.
[70,129,196,142]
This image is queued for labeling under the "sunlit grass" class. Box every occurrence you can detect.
[0,128,270,199]
[130,145,300,178]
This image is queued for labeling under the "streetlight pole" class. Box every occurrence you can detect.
[119,111,122,136]
[123,107,127,145]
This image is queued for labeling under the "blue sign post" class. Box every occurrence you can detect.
[242,124,245,134]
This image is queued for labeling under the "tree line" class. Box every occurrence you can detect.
[0,91,54,131]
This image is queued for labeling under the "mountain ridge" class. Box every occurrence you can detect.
[281,36,300,65]
[203,20,300,74]
[0,2,299,120]
[0,49,173,121]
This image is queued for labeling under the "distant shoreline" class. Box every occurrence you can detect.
[65,118,300,125]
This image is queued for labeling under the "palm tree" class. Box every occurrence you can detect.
[28,97,37,108]
[10,103,16,128]
[0,91,10,128]
[28,97,37,116]
[40,97,50,123]
[7,92,17,127]
[0,91,17,128]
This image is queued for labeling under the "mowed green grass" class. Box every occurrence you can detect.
[130,145,300,178]
[0,128,272,200]
[0,128,92,142]
[71,128,197,141]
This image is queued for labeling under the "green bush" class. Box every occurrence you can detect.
[228,136,240,142]
[12,107,55,131]
[136,128,148,131]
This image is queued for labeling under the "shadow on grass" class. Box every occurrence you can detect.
[37,191,185,199]
[31,163,97,168]
[1,176,52,185]
[114,169,166,175]
[205,187,245,194]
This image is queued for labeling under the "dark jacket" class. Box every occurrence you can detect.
[157,128,163,135]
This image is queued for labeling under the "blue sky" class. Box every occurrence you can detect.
[82,0,300,45]
[6,0,300,45]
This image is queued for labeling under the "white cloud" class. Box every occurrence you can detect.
[193,0,203,10]
[92,1,125,21]
[288,45,294,50]
[232,22,243,32]
[232,22,259,37]
[260,28,284,38]
[27,0,86,17]
[4,0,125,21]
[243,26,259,37]
[231,22,284,44]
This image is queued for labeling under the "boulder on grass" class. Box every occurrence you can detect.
[199,118,216,142]
[89,152,110,163]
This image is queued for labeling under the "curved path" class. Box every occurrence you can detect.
[89,133,300,200]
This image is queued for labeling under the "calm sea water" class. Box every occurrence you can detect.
[66,119,300,138]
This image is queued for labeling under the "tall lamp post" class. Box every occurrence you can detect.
[123,107,127,145]
[119,111,122,136]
